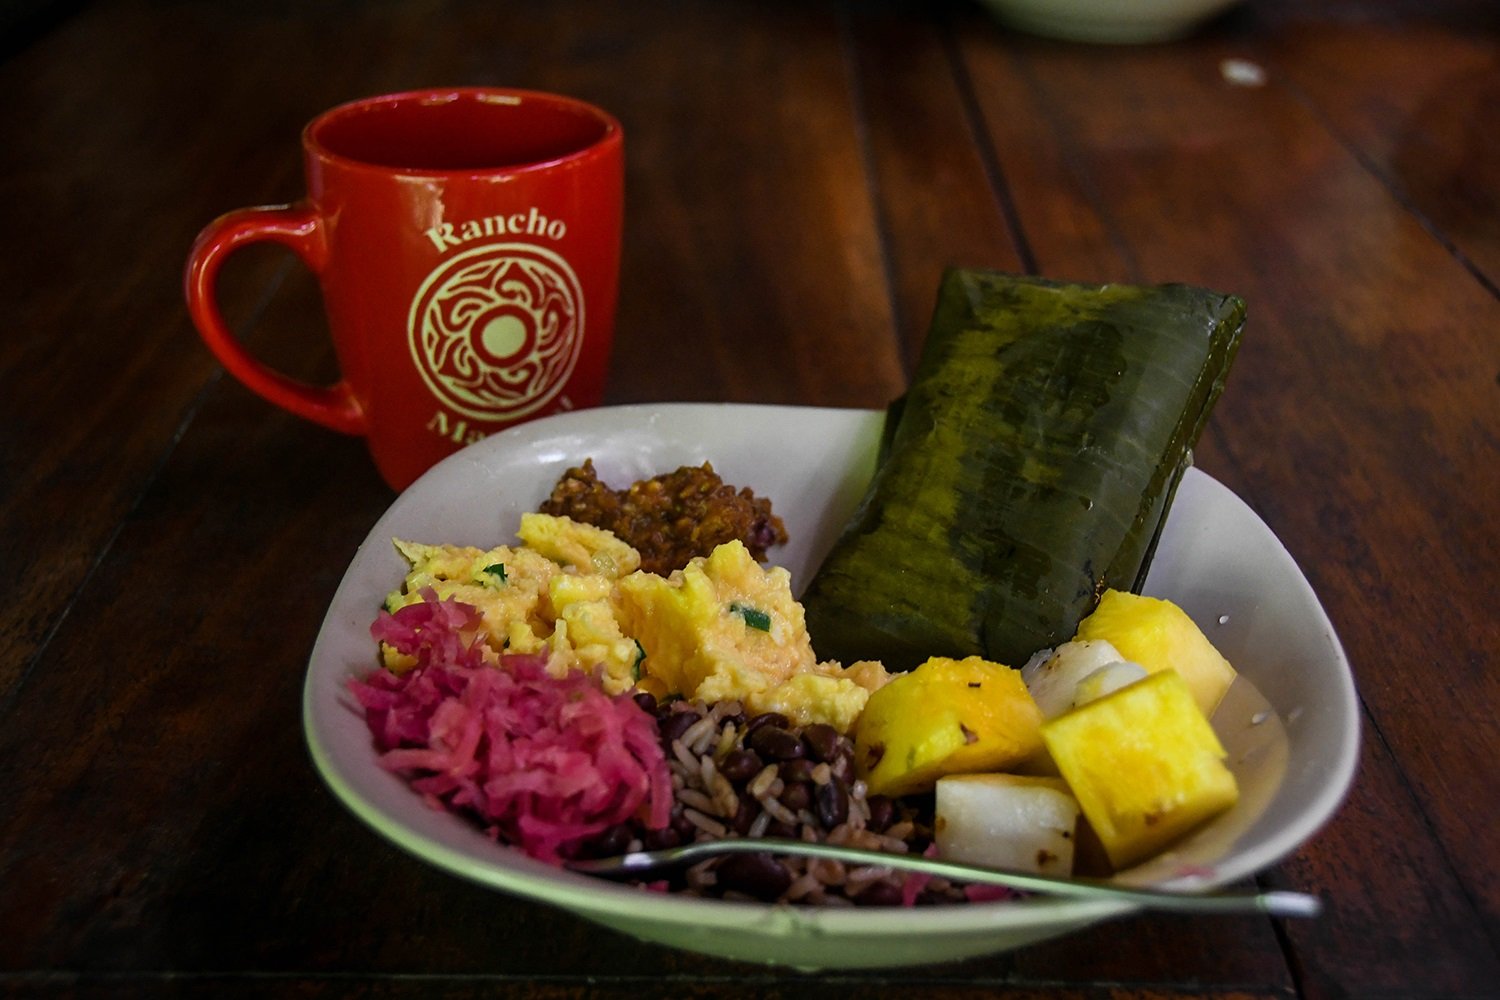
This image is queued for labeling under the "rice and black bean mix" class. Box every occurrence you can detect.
[578,696,992,905]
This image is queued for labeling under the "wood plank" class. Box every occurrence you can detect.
[596,2,903,408]
[3,0,1493,996]
[952,10,1500,996]
[1255,17,1500,284]
[0,974,1287,1000]
[0,0,905,696]
[852,6,1295,989]
[846,3,1030,371]
[0,1,401,699]
[0,0,897,982]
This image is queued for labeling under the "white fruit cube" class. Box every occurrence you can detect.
[934,773,1081,876]
[1072,661,1149,707]
[1022,639,1129,719]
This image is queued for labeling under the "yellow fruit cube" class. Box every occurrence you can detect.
[1042,670,1238,871]
[1075,590,1237,717]
[853,656,1044,798]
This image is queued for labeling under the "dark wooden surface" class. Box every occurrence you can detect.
[2,1,1497,997]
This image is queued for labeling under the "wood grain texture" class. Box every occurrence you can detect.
[1,0,1495,997]
[951,11,1500,996]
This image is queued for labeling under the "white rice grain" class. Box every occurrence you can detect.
[714,724,739,759]
[685,715,720,754]
[672,739,702,774]
[809,859,846,886]
[683,808,729,839]
[884,820,915,842]
[845,865,895,890]
[677,787,718,816]
[747,763,780,799]
[784,872,822,902]
[759,797,798,826]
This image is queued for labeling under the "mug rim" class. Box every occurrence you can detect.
[303,86,622,178]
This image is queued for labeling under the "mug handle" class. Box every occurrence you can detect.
[184,205,366,435]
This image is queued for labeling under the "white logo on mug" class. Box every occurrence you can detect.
[407,243,584,422]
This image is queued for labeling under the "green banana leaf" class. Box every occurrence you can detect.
[801,269,1246,671]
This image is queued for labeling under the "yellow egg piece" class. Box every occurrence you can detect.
[382,539,560,670]
[517,512,640,578]
[745,674,871,733]
[615,540,815,704]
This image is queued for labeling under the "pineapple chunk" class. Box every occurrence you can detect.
[1016,641,1147,776]
[1042,670,1238,871]
[853,656,1044,798]
[1075,590,1237,717]
[935,773,1080,876]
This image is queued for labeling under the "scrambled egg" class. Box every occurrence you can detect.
[383,514,643,692]
[383,514,889,728]
[616,540,888,730]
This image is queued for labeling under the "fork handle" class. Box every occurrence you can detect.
[570,837,1322,918]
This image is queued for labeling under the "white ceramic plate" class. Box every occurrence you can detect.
[303,402,1359,970]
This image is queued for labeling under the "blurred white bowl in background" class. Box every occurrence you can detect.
[978,0,1244,43]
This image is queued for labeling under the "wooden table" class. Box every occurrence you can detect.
[2,1,1496,996]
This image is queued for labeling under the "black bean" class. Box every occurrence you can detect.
[744,712,789,736]
[583,823,632,858]
[766,820,798,838]
[669,809,697,839]
[852,880,904,907]
[865,795,896,832]
[715,852,793,901]
[631,691,658,715]
[718,748,763,783]
[642,826,683,850]
[658,710,700,744]
[747,724,804,761]
[778,758,816,784]
[815,779,849,828]
[730,798,756,835]
[802,723,841,763]
[780,783,811,812]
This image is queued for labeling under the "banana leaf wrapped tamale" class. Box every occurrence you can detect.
[801,269,1245,671]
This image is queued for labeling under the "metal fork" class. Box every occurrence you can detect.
[566,837,1321,917]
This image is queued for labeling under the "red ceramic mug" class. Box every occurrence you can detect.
[185,88,624,490]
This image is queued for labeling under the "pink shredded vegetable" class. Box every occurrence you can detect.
[901,843,940,907]
[963,883,1019,904]
[350,594,673,863]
